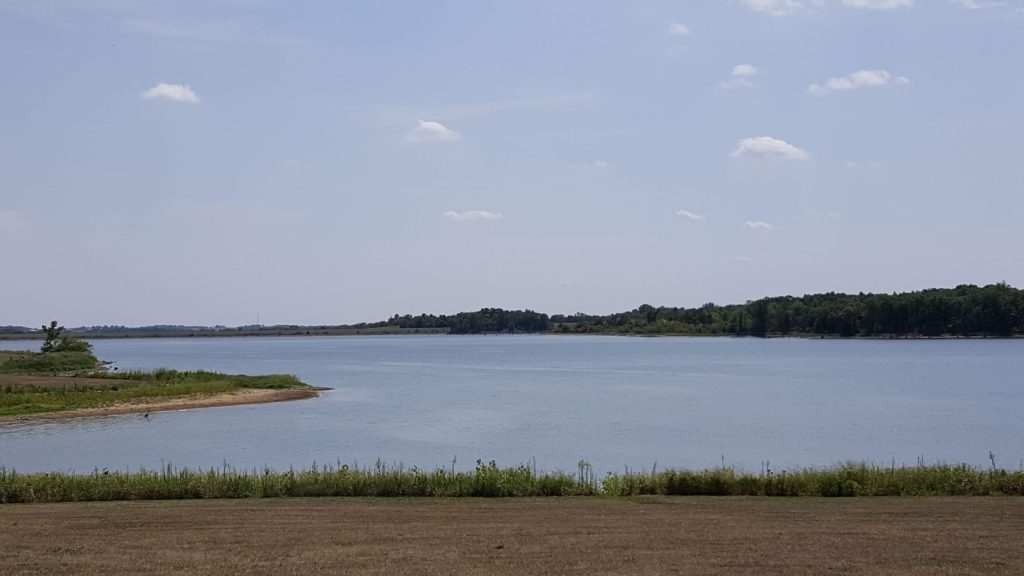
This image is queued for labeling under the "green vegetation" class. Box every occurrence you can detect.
[602,461,1024,496]
[1,461,1022,503]
[0,351,99,374]
[376,308,550,334]
[10,283,1022,340]
[40,320,93,353]
[0,321,98,376]
[0,369,310,417]
[2,322,311,417]
[3,284,1022,338]
[553,283,1024,337]
[95,368,305,390]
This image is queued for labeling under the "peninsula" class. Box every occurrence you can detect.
[0,326,321,420]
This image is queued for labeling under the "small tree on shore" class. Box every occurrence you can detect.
[41,321,64,353]
[41,321,92,353]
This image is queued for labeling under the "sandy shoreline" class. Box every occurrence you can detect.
[0,387,323,422]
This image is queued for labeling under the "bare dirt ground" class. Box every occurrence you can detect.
[1,497,1022,575]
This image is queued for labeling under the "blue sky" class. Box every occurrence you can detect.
[1,0,1022,326]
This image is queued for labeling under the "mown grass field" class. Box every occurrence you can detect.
[1,497,1022,575]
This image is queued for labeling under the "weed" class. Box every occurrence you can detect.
[1,461,1021,504]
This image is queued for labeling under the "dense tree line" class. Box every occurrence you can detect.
[4,284,1020,338]
[552,283,1024,337]
[377,308,550,334]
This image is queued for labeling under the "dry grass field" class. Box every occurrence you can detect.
[1,497,1022,575]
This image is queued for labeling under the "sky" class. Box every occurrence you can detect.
[1,0,1022,327]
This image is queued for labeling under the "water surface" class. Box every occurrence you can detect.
[1,336,1021,474]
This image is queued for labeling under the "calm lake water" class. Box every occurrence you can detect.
[1,335,1022,474]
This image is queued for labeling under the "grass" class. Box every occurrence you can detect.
[2,461,1022,504]
[0,368,310,417]
[90,368,306,389]
[0,460,592,503]
[0,350,99,374]
[601,461,1024,496]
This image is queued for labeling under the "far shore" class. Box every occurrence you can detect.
[2,330,1021,341]
[0,327,450,340]
[0,386,326,423]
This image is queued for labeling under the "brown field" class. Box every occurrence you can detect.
[1,497,1022,575]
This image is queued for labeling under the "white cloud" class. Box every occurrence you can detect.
[733,64,759,78]
[808,69,910,96]
[950,0,1005,7]
[744,220,776,231]
[676,210,704,221]
[846,160,883,168]
[443,210,502,222]
[731,137,810,161]
[668,22,691,36]
[568,160,610,169]
[742,0,821,16]
[406,120,462,142]
[141,83,200,103]
[842,0,913,8]
[720,64,760,90]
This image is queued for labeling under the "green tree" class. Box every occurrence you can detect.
[41,321,92,353]
[749,299,770,337]
[41,320,64,353]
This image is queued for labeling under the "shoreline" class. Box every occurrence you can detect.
[2,331,1021,341]
[0,387,325,422]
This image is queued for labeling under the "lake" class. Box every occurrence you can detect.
[1,335,1022,475]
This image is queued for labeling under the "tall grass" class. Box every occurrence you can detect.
[601,462,1024,497]
[0,460,594,503]
[0,351,98,374]
[2,461,1022,504]
[88,369,305,390]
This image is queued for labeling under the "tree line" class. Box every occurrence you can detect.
[370,308,551,334]
[552,283,1024,337]
[4,284,1021,338]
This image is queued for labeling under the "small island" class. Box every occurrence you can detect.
[0,322,322,421]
